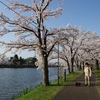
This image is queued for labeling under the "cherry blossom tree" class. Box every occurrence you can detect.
[0,0,64,86]
[76,31,100,69]
[51,25,100,72]
[55,25,90,72]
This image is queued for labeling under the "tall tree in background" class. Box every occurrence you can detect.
[77,32,100,70]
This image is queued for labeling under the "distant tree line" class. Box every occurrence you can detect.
[9,54,37,67]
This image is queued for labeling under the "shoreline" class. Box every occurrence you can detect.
[0,65,58,68]
[0,65,36,68]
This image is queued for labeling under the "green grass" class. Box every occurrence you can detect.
[13,71,83,100]
[93,69,100,93]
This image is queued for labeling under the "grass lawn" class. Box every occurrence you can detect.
[12,71,83,100]
[93,69,100,93]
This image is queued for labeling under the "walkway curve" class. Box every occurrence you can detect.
[51,73,100,100]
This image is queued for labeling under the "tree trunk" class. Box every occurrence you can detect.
[95,59,99,70]
[42,55,49,86]
[41,29,49,86]
[67,60,70,73]
[68,66,71,73]
[83,62,84,70]
[79,62,82,70]
[71,57,74,72]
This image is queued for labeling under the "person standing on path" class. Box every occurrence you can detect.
[84,62,92,86]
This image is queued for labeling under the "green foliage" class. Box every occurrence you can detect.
[25,57,37,65]
[93,70,100,92]
[13,54,19,65]
[19,57,26,65]
[9,55,37,66]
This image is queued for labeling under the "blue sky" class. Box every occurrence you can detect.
[0,0,100,58]
[48,0,100,36]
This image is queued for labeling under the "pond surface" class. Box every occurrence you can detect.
[0,67,59,100]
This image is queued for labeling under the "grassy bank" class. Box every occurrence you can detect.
[13,71,83,100]
[93,69,100,93]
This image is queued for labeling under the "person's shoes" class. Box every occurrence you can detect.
[85,84,88,86]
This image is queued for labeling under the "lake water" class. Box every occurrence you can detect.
[0,67,61,100]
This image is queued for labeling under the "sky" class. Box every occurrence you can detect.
[0,0,100,59]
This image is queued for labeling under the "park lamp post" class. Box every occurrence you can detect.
[58,41,60,85]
